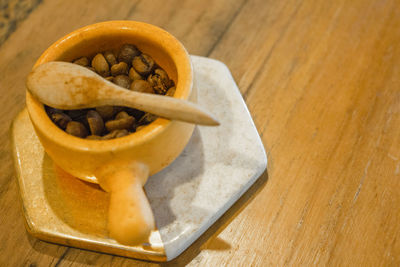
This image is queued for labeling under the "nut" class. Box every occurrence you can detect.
[156,68,172,86]
[132,54,154,76]
[73,57,89,67]
[102,129,129,140]
[66,121,88,138]
[115,111,130,120]
[113,75,131,89]
[118,44,140,64]
[105,115,135,132]
[128,67,143,81]
[111,62,128,76]
[130,80,153,94]
[104,51,117,66]
[147,68,173,94]
[95,106,115,120]
[138,112,158,125]
[91,53,110,77]
[166,86,176,97]
[87,110,104,136]
[50,112,71,129]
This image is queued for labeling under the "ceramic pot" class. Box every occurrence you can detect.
[26,21,195,245]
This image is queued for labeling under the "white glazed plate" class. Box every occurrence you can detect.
[11,55,267,261]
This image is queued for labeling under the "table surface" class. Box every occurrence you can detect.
[1,0,399,266]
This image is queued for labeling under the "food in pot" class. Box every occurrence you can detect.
[46,44,175,139]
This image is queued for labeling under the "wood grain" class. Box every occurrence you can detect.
[0,0,42,46]
[1,0,400,266]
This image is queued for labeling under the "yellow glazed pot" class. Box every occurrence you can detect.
[26,21,195,245]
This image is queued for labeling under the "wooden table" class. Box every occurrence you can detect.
[1,0,400,265]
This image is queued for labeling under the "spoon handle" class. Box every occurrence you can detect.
[111,90,219,126]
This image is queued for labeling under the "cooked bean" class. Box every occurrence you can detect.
[136,125,146,132]
[113,75,131,89]
[73,57,89,67]
[128,67,143,81]
[147,75,164,94]
[138,113,157,125]
[148,68,174,94]
[111,62,128,76]
[104,51,117,66]
[102,129,129,140]
[86,135,102,140]
[87,110,104,136]
[132,54,154,76]
[130,80,153,94]
[91,53,110,77]
[105,115,135,132]
[51,112,71,129]
[166,86,176,97]
[95,106,115,120]
[66,121,88,138]
[118,44,140,64]
[155,68,172,87]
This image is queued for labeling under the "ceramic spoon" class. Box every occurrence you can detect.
[26,61,219,126]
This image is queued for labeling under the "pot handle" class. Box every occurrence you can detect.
[97,161,155,245]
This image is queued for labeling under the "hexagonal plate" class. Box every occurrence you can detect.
[11,56,267,261]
